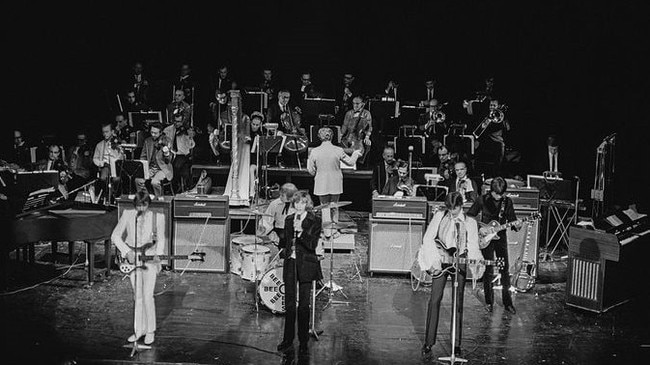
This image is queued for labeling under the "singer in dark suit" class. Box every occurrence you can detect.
[277,191,323,359]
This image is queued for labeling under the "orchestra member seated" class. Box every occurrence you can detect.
[437,145,455,181]
[260,68,277,103]
[166,89,192,126]
[164,112,195,193]
[370,146,396,198]
[173,64,195,104]
[383,79,399,100]
[418,99,447,143]
[11,129,31,168]
[67,132,94,181]
[337,73,357,115]
[114,113,134,144]
[421,78,437,104]
[381,159,415,197]
[136,123,173,198]
[211,65,236,95]
[123,90,149,114]
[298,72,321,101]
[128,62,150,103]
[341,96,372,165]
[266,90,304,168]
[38,143,67,172]
[446,161,479,203]
[93,123,124,200]
[258,183,298,245]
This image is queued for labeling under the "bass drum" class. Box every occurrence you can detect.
[258,266,285,314]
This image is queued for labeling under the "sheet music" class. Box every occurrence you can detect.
[622,208,647,221]
[605,215,624,227]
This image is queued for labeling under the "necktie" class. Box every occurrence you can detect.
[281,202,291,215]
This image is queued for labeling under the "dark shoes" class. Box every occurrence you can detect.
[505,304,517,314]
[485,303,494,313]
[421,345,432,357]
[277,340,293,353]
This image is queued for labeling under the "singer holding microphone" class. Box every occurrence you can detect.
[276,191,323,360]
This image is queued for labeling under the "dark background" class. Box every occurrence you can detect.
[6,1,649,211]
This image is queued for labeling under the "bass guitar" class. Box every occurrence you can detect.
[116,242,206,274]
[478,212,541,249]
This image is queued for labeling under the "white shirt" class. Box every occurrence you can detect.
[290,211,308,259]
[456,177,474,202]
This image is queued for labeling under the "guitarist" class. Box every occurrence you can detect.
[111,190,166,346]
[467,176,520,314]
[418,191,484,357]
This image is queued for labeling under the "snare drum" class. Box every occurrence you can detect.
[240,245,271,281]
[258,266,285,314]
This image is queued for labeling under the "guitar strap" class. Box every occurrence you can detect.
[151,211,158,244]
[497,197,506,224]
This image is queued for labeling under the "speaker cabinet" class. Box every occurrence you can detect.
[173,218,230,272]
[368,218,425,274]
[117,195,173,266]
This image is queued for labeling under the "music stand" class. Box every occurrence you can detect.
[128,111,163,131]
[116,160,150,194]
[528,175,580,256]
[394,136,425,162]
[415,185,448,202]
[398,105,425,127]
[369,99,399,135]
[258,136,284,195]
[302,98,336,125]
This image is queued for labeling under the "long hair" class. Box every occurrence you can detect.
[132,189,151,208]
[490,176,507,195]
[444,191,464,211]
[291,190,314,211]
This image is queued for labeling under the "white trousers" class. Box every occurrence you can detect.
[129,262,158,336]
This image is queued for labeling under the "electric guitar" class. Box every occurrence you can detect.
[478,212,541,249]
[116,242,206,274]
[430,255,505,279]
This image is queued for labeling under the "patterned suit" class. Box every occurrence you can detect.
[136,136,173,197]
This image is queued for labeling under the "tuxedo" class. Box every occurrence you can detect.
[370,161,394,195]
[446,176,479,203]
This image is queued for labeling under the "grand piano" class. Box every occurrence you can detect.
[3,169,118,290]
[567,208,650,312]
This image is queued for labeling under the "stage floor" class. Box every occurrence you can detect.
[2,212,649,365]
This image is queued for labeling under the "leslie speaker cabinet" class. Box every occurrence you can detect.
[173,194,230,272]
[369,196,428,274]
[117,195,174,267]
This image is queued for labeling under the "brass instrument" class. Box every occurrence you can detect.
[472,105,506,139]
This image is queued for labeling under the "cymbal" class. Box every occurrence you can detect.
[313,201,352,211]
[321,221,352,230]
[239,208,272,217]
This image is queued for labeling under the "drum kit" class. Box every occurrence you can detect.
[229,201,355,323]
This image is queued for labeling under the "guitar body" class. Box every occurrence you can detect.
[478,220,503,249]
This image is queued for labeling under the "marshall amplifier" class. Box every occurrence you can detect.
[173,194,230,272]
[372,196,428,220]
[481,184,540,211]
[173,194,229,219]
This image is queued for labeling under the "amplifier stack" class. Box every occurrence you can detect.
[369,196,428,274]
[173,194,230,272]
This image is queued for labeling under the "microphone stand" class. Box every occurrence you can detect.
[439,224,467,364]
[408,146,413,181]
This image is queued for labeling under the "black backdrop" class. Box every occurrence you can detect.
[6,1,649,210]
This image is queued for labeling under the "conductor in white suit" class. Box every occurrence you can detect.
[307,127,361,224]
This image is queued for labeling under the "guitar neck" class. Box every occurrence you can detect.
[441,257,499,266]
[140,255,190,260]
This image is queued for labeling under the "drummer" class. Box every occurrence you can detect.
[258,183,298,245]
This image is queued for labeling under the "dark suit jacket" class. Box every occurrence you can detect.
[139,137,174,180]
[266,103,301,133]
[280,212,323,283]
[370,162,393,195]
[446,177,480,203]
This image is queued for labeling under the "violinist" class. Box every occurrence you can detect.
[381,159,415,197]
[114,113,133,144]
[93,123,124,200]
[136,123,173,198]
[163,112,195,193]
[341,96,372,165]
[165,89,192,125]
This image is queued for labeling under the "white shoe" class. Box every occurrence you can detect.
[127,334,138,343]
[144,333,155,345]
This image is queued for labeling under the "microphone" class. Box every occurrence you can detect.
[408,146,413,152]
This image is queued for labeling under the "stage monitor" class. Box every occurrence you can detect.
[527,175,574,201]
